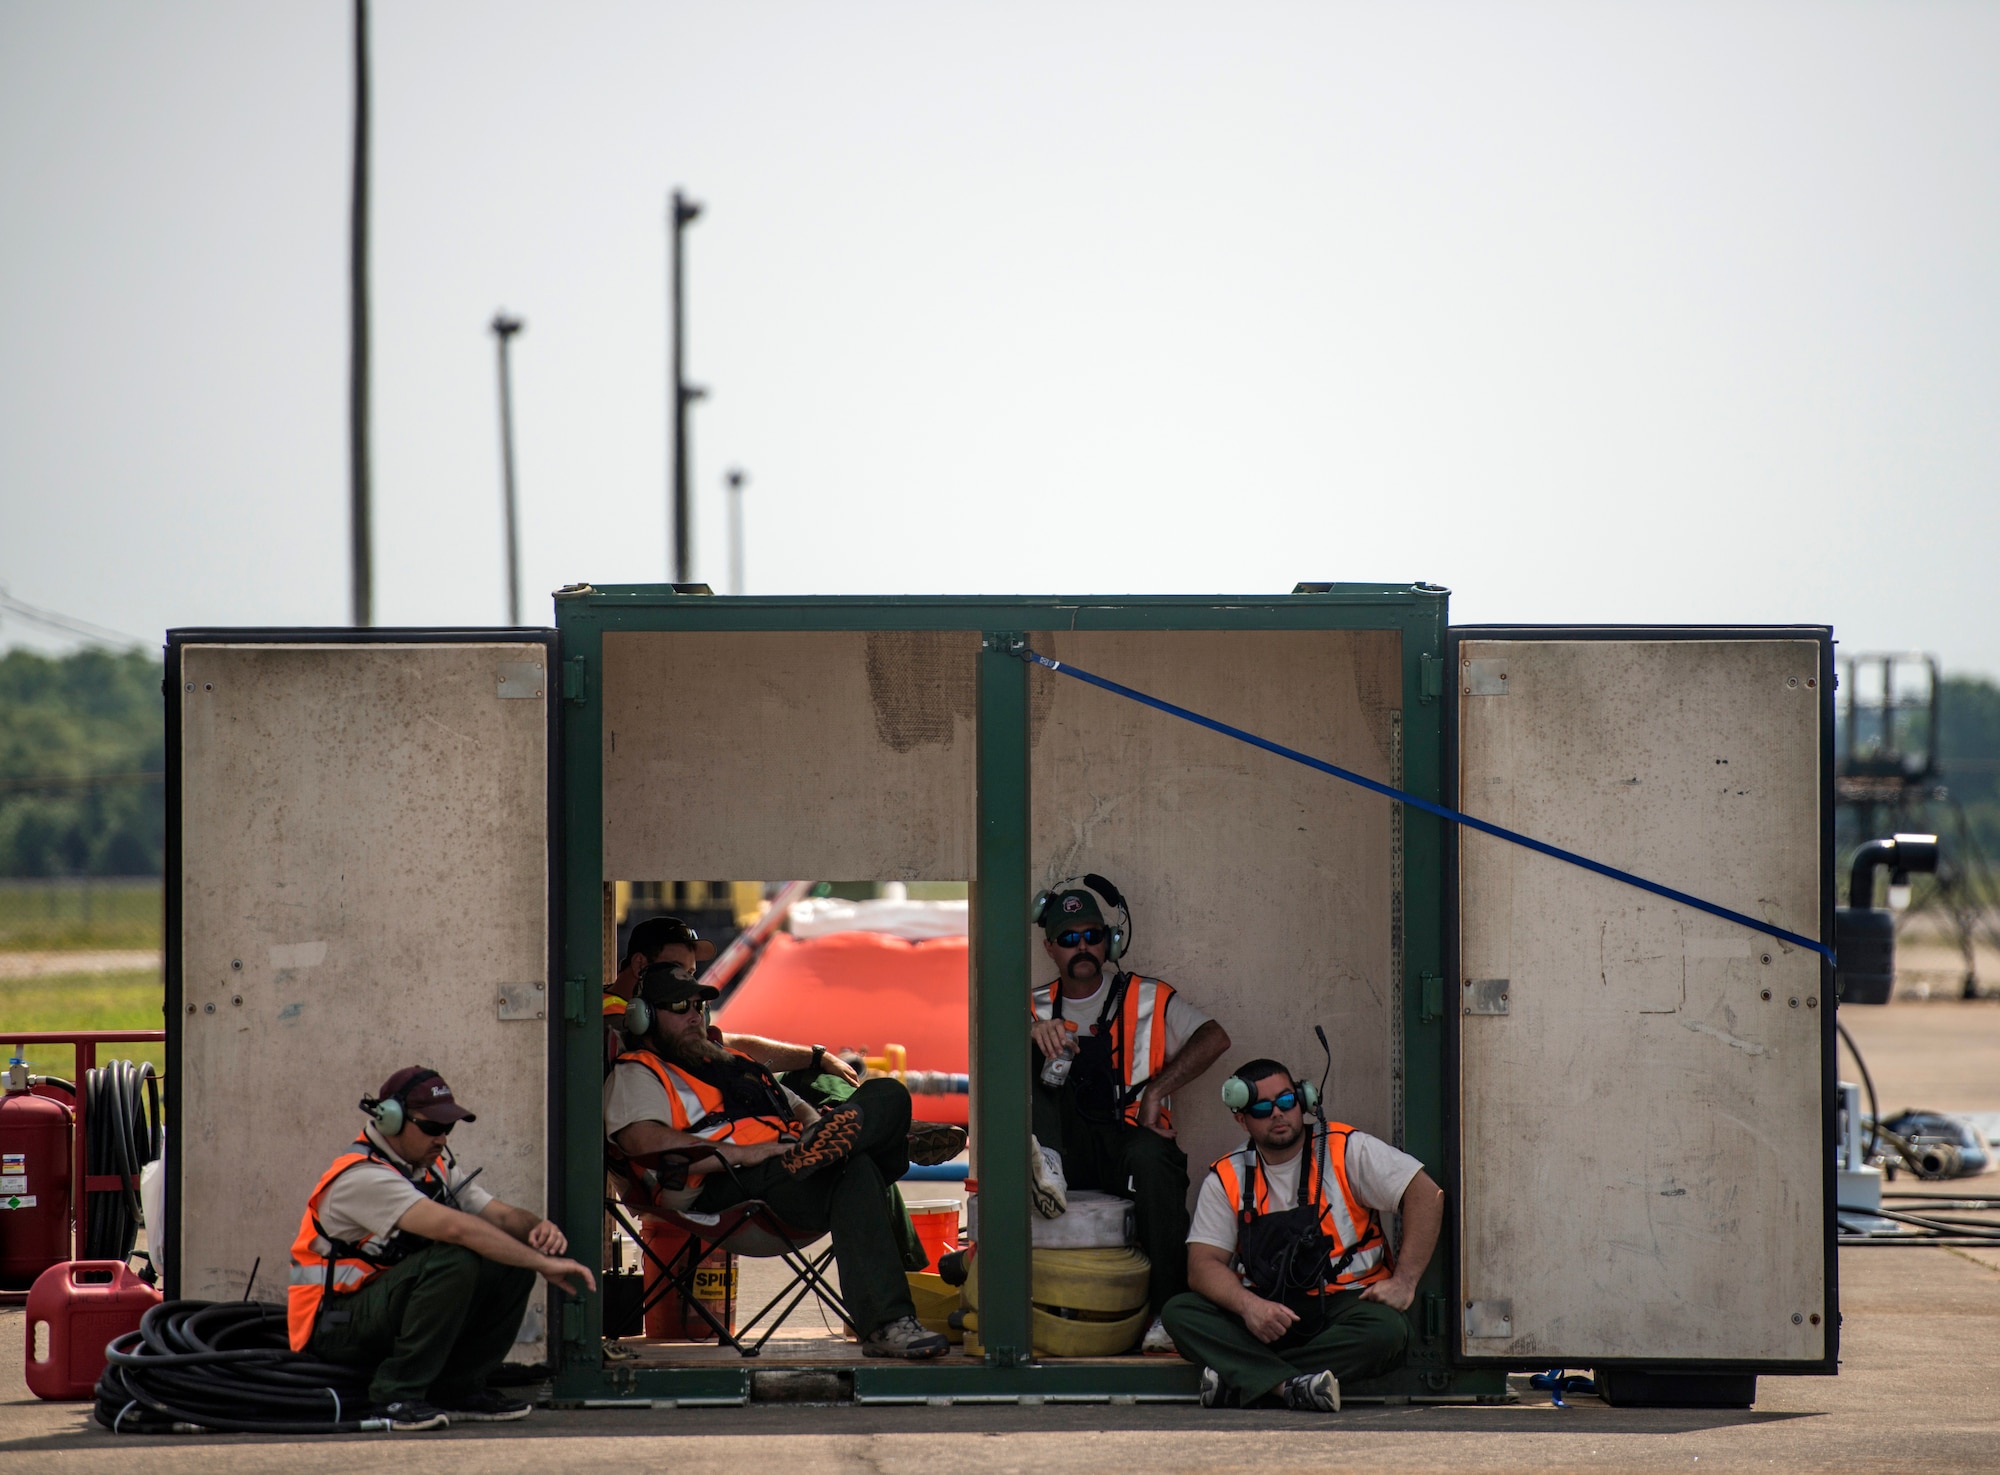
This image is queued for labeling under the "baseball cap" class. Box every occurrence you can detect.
[378,1065,476,1123]
[639,961,720,1007]
[624,915,718,964]
[1043,888,1107,935]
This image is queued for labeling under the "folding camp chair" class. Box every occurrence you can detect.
[605,1147,854,1357]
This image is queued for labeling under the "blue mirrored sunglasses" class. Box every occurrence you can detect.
[1245,1090,1300,1119]
[1054,927,1108,949]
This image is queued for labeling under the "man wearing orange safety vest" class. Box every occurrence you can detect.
[1027,876,1232,1356]
[289,1066,595,1431]
[1161,1057,1444,1411]
[604,962,950,1358]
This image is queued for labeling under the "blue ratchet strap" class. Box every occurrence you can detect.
[1014,646,1836,967]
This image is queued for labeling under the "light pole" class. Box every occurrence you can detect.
[490,313,525,626]
[670,188,707,584]
[348,0,372,625]
[726,467,747,595]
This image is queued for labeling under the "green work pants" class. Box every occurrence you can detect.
[782,1068,928,1273]
[310,1243,537,1405]
[694,1076,918,1336]
[1159,1288,1409,1404]
[1031,1075,1190,1316]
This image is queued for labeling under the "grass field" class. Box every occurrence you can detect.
[0,880,161,952]
[0,968,166,1081]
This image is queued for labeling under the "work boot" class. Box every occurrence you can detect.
[862,1315,951,1359]
[366,1399,449,1431]
[1030,1134,1068,1219]
[1278,1371,1341,1412]
[1198,1367,1240,1409]
[782,1106,862,1176]
[907,1121,967,1166]
[1141,1315,1177,1356]
[436,1388,533,1422]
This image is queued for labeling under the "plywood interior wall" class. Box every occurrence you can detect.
[1457,638,1823,1364]
[603,631,979,881]
[177,644,549,1353]
[1029,630,1402,1194]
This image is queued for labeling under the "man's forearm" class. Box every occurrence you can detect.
[1392,1172,1444,1284]
[1188,1249,1257,1318]
[1148,1020,1232,1099]
[479,1198,541,1243]
[724,1033,811,1070]
[433,1206,556,1272]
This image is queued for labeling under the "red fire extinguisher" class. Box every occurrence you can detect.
[0,1056,73,1291]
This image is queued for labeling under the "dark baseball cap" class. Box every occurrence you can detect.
[378,1066,476,1123]
[639,961,720,1008]
[625,915,718,964]
[1043,888,1107,935]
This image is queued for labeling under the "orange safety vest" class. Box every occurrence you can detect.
[286,1137,450,1351]
[1207,1123,1394,1294]
[607,1047,798,1202]
[1035,974,1179,1128]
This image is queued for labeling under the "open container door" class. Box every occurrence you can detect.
[166,631,559,1356]
[1449,628,1835,1398]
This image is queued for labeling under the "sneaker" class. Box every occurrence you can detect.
[1199,1367,1240,1409]
[437,1388,533,1422]
[907,1121,968,1167]
[1141,1315,1177,1356]
[1029,1135,1068,1219]
[782,1106,862,1175]
[366,1399,449,1431]
[1279,1371,1341,1412]
[862,1314,951,1360]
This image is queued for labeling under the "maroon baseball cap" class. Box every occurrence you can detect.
[378,1066,476,1124]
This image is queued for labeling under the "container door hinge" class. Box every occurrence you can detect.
[1422,1292,1445,1343]
[562,656,588,705]
[561,1296,587,1346]
[563,977,593,1026]
[1419,653,1444,703]
[1418,971,1445,1024]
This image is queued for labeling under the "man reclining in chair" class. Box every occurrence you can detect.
[603,961,951,1358]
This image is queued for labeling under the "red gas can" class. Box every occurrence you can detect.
[0,1084,74,1289]
[25,1260,161,1401]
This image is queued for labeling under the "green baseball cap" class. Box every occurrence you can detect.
[1042,888,1106,935]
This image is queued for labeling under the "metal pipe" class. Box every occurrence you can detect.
[669,189,705,583]
[348,0,372,626]
[490,314,525,626]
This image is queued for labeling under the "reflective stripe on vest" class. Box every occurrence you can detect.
[1037,975,1178,1127]
[611,1049,795,1159]
[1207,1123,1393,1292]
[286,1140,448,1352]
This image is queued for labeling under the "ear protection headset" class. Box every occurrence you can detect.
[624,965,701,1039]
[1030,873,1133,961]
[360,1068,439,1136]
[1221,1026,1336,1116]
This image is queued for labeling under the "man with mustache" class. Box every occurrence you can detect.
[1162,1057,1442,1411]
[604,962,949,1359]
[1028,877,1231,1356]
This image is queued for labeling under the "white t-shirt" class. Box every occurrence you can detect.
[1186,1128,1424,1252]
[602,1057,807,1212]
[310,1124,495,1255]
[1033,974,1212,1061]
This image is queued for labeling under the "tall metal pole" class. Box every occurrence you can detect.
[491,314,525,626]
[348,0,373,626]
[725,467,746,596]
[670,188,705,584]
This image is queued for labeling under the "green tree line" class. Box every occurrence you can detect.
[0,646,163,876]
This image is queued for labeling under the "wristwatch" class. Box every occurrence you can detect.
[810,1044,828,1072]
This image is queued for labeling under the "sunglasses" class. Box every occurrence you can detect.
[660,996,706,1015]
[1053,927,1108,949]
[411,1116,456,1138]
[1244,1090,1301,1120]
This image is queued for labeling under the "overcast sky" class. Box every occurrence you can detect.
[3,2,1997,676]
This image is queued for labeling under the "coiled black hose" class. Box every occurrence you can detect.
[95,1299,377,1434]
[83,1059,160,1262]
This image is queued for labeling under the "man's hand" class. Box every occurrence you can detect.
[1360,1275,1418,1312]
[722,1140,789,1168]
[1135,1085,1176,1140]
[537,1255,596,1297]
[526,1219,568,1255]
[1030,1018,1078,1061]
[1241,1295,1299,1344]
[818,1052,862,1087]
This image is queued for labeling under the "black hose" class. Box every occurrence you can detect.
[83,1059,161,1263]
[1835,1019,1881,1163]
[95,1299,377,1434]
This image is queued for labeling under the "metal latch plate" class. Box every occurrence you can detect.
[497,663,545,699]
[1464,1299,1513,1339]
[497,982,547,1020]
[1463,659,1509,696]
[1463,978,1510,1015]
